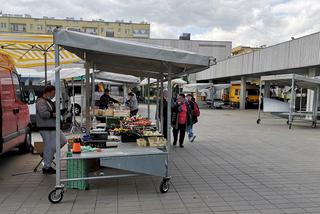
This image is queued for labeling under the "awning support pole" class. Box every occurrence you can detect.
[156,78,160,130]
[44,51,48,85]
[289,74,295,128]
[167,64,172,144]
[70,77,76,133]
[160,76,164,133]
[54,43,61,187]
[147,77,150,119]
[85,54,91,130]
[257,78,262,122]
[91,65,95,116]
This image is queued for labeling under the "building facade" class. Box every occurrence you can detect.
[0,14,150,38]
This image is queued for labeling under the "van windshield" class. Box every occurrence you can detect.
[248,89,259,95]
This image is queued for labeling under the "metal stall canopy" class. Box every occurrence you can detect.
[257,74,320,129]
[53,29,211,78]
[49,29,211,203]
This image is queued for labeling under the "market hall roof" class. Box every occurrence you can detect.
[53,29,212,78]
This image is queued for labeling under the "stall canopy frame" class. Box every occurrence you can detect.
[257,74,320,129]
[51,29,212,201]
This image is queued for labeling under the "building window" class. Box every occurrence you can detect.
[0,23,7,29]
[10,24,26,32]
[30,24,33,30]
[118,28,121,33]
[37,24,43,31]
[83,27,97,35]
[101,28,104,33]
[125,29,130,34]
[106,30,114,37]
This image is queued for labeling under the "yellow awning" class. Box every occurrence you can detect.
[0,33,81,68]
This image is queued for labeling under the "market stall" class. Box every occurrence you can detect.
[257,74,320,129]
[49,29,211,203]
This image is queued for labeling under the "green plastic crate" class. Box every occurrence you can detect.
[66,152,89,190]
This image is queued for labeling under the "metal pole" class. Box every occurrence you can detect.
[54,44,61,187]
[44,51,48,85]
[85,55,91,130]
[70,77,76,133]
[160,76,164,133]
[167,64,172,144]
[147,77,150,119]
[289,74,295,128]
[156,78,160,129]
[257,78,262,122]
[91,67,95,114]
[123,84,127,104]
[80,77,84,126]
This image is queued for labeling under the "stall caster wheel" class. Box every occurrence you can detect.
[256,119,261,124]
[312,122,317,128]
[48,188,64,204]
[160,178,170,193]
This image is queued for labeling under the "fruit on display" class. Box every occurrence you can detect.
[143,131,161,137]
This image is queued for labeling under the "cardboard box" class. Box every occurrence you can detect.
[33,141,44,154]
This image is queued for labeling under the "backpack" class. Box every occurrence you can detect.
[192,102,200,117]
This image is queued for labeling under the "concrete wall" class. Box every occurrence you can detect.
[197,32,320,81]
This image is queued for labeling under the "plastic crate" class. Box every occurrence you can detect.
[66,152,89,190]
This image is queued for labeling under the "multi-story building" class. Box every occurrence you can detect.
[0,13,150,38]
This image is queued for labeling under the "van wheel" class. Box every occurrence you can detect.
[19,129,32,154]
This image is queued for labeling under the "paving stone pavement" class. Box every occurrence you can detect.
[2,106,320,214]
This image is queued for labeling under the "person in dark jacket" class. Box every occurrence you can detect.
[187,94,198,142]
[171,93,192,148]
[157,90,169,139]
[99,89,120,109]
[36,85,67,174]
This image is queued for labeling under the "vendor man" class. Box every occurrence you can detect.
[99,88,120,109]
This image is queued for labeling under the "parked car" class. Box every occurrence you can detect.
[0,54,33,154]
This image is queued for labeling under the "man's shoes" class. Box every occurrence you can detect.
[42,167,56,174]
[190,136,196,143]
[173,142,177,146]
[179,144,184,148]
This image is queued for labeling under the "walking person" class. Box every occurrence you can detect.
[171,93,192,148]
[158,89,169,139]
[126,92,139,117]
[36,85,67,174]
[187,94,200,142]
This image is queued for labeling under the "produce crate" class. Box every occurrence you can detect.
[121,134,140,143]
[66,152,89,190]
[106,117,121,129]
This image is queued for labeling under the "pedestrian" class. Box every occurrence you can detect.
[126,92,139,117]
[99,88,120,109]
[158,89,169,139]
[171,93,192,148]
[187,94,200,142]
[36,85,67,174]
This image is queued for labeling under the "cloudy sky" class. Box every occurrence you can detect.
[1,0,320,47]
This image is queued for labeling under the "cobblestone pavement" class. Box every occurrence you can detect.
[2,106,320,214]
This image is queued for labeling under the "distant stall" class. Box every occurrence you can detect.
[257,74,320,129]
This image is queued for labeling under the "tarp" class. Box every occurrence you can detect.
[0,33,81,68]
[182,83,214,92]
[140,78,187,86]
[47,67,140,84]
[261,74,320,89]
[54,29,211,78]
